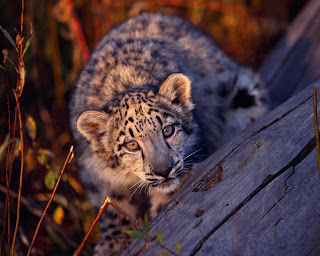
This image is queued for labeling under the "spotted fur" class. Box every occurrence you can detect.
[69,13,269,255]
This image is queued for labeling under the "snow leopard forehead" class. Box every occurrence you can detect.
[105,90,194,141]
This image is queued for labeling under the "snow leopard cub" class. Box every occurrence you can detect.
[69,12,269,255]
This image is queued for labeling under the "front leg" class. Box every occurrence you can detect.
[93,207,132,256]
[93,190,151,255]
[149,190,174,219]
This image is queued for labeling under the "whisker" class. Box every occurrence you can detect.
[129,181,143,200]
[183,165,193,169]
[129,180,142,190]
[177,167,191,175]
[123,179,131,194]
[138,183,146,194]
[122,173,135,192]
[184,148,203,160]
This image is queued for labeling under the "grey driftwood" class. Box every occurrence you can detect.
[260,0,320,108]
[122,0,320,255]
[123,82,320,256]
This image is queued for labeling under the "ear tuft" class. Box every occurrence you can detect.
[77,110,109,144]
[159,73,193,110]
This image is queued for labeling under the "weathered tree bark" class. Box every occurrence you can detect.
[260,0,320,108]
[123,81,320,256]
[122,1,320,255]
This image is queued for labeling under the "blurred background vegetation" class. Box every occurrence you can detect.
[0,0,308,255]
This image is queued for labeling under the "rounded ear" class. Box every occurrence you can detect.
[77,110,109,143]
[159,73,193,111]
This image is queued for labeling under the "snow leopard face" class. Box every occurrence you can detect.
[76,74,197,194]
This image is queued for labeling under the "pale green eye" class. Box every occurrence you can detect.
[162,125,175,138]
[124,140,140,151]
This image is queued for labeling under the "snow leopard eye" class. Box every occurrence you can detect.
[162,125,175,138]
[124,140,140,151]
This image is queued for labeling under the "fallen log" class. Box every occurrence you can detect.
[260,0,320,108]
[123,82,320,255]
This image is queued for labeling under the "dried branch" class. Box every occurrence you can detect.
[74,193,181,256]
[109,201,141,231]
[73,196,112,256]
[133,242,149,256]
[3,108,18,256]
[20,0,24,34]
[313,87,320,176]
[10,90,24,256]
[0,184,86,254]
[1,64,8,256]
[26,145,74,256]
[0,185,42,217]
[10,1,28,251]
[74,194,146,256]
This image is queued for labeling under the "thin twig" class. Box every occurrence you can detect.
[74,192,179,256]
[11,90,24,256]
[119,213,131,252]
[5,75,11,256]
[73,196,112,256]
[2,1,26,255]
[313,87,320,176]
[0,185,42,217]
[131,232,180,256]
[1,64,12,256]
[135,234,179,256]
[11,0,26,250]
[26,145,74,256]
[157,241,180,256]
[5,106,18,256]
[0,184,85,253]
[109,201,141,231]
[73,194,145,256]
[133,242,149,256]
[21,0,24,34]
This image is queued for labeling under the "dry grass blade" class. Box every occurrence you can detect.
[0,26,18,52]
[26,145,74,256]
[313,87,320,176]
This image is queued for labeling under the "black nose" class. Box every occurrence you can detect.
[153,167,172,178]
